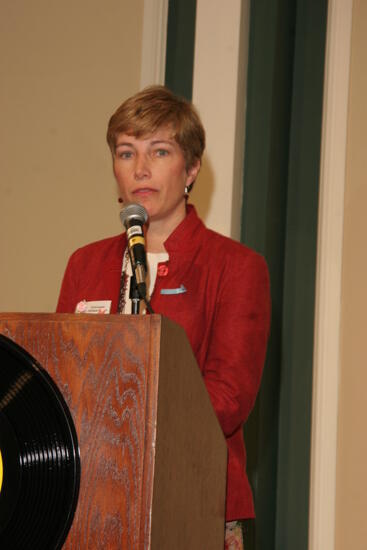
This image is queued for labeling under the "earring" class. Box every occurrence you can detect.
[118,197,123,204]
[184,183,193,199]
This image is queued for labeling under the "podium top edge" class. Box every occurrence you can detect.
[0,313,162,324]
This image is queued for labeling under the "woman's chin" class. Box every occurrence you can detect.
[131,197,158,218]
[131,193,154,207]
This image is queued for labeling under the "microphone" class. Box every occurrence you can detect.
[120,203,148,299]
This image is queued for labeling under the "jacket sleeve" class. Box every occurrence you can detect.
[203,251,271,437]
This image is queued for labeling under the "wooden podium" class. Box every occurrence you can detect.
[0,313,227,549]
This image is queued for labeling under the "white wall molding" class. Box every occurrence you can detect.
[309,1,353,548]
[191,0,250,239]
[140,0,168,88]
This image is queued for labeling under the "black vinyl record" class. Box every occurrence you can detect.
[0,334,80,549]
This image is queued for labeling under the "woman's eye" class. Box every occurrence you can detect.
[155,149,168,157]
[117,151,133,159]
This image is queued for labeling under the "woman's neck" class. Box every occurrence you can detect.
[146,209,186,253]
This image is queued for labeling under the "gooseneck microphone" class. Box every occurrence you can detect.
[120,203,153,313]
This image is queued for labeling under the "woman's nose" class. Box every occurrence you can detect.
[134,154,151,180]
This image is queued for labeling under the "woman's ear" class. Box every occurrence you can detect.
[187,158,201,185]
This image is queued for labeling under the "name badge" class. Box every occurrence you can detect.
[75,300,111,314]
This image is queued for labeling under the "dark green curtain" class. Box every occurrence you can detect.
[165,0,197,100]
[242,1,328,549]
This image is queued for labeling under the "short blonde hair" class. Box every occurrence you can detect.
[106,85,205,169]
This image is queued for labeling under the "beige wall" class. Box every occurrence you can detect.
[335,1,367,548]
[192,0,249,240]
[0,0,144,312]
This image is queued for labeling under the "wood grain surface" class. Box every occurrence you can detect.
[0,313,161,549]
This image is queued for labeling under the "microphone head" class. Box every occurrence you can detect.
[120,203,148,228]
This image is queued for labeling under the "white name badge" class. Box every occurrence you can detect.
[75,300,112,314]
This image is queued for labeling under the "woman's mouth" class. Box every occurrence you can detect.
[133,188,157,196]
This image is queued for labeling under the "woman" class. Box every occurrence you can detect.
[57,86,271,549]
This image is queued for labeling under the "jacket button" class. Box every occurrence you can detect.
[157,264,169,277]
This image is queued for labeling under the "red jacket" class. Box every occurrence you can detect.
[57,205,271,520]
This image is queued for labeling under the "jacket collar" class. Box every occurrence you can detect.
[163,204,206,256]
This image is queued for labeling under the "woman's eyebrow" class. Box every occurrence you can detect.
[149,139,175,146]
[115,141,134,148]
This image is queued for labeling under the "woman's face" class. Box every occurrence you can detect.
[113,127,200,227]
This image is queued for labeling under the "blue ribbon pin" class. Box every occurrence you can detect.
[160,284,187,295]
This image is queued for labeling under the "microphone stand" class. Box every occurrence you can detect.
[128,260,155,315]
[129,273,141,315]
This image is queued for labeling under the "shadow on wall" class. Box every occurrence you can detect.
[190,154,215,222]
